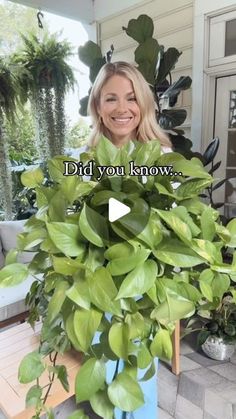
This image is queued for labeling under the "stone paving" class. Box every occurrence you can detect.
[158,334,236,419]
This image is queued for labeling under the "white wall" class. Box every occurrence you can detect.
[94,0,145,21]
[192,0,236,151]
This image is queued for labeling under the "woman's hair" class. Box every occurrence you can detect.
[88,61,172,148]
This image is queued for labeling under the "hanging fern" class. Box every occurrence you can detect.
[0,59,18,220]
[13,32,75,158]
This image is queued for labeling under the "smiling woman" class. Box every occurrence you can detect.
[88,61,172,149]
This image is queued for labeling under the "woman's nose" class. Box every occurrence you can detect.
[116,99,128,113]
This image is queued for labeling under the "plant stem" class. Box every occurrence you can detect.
[43,351,58,404]
[112,359,120,381]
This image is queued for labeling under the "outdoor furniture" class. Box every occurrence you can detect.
[0,220,35,328]
[0,321,82,419]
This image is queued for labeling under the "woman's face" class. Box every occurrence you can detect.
[98,74,141,147]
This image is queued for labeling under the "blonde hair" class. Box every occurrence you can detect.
[88,61,172,148]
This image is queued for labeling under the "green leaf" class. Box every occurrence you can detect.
[176,178,212,199]
[78,40,103,67]
[25,385,42,407]
[96,135,120,166]
[18,351,45,383]
[106,246,150,275]
[108,371,144,412]
[133,140,161,166]
[90,389,114,419]
[75,358,106,402]
[48,156,74,183]
[137,341,152,369]
[66,279,91,310]
[139,360,156,382]
[191,239,220,264]
[150,327,172,360]
[156,47,182,85]
[123,14,154,43]
[65,313,82,351]
[47,222,85,257]
[171,206,201,237]
[116,260,157,299]
[68,410,89,419]
[155,209,192,243]
[212,273,230,299]
[153,238,204,267]
[135,38,159,84]
[108,322,130,360]
[74,308,102,351]
[17,228,47,251]
[48,191,67,222]
[227,219,236,247]
[89,267,121,315]
[174,158,211,179]
[5,249,18,265]
[125,312,145,339]
[0,263,28,287]
[200,207,216,241]
[21,167,44,187]
[52,256,84,275]
[86,244,104,272]
[47,280,70,323]
[53,365,69,392]
[151,290,195,323]
[79,204,108,247]
[176,282,202,302]
[60,176,83,204]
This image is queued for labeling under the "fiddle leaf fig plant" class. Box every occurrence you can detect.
[1,137,236,418]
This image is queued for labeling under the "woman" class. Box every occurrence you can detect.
[88,61,172,151]
[86,62,170,419]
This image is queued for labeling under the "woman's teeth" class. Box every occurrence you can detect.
[112,117,132,124]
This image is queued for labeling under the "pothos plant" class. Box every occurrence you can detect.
[1,137,236,418]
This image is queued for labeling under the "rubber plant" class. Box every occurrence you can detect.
[78,14,192,156]
[13,32,75,159]
[1,137,236,418]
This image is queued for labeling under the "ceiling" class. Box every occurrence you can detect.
[9,0,94,24]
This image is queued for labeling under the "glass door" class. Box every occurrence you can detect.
[214,75,236,219]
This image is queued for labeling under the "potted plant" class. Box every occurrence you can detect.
[13,31,75,159]
[1,137,236,418]
[189,295,236,361]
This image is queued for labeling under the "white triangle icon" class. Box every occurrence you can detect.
[108,198,131,222]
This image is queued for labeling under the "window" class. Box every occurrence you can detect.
[225,18,236,57]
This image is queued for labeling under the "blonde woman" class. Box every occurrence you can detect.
[88,61,172,151]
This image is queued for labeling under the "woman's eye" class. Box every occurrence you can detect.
[128,97,136,101]
[106,97,116,102]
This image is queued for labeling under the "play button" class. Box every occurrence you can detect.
[83,177,151,243]
[108,198,131,222]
